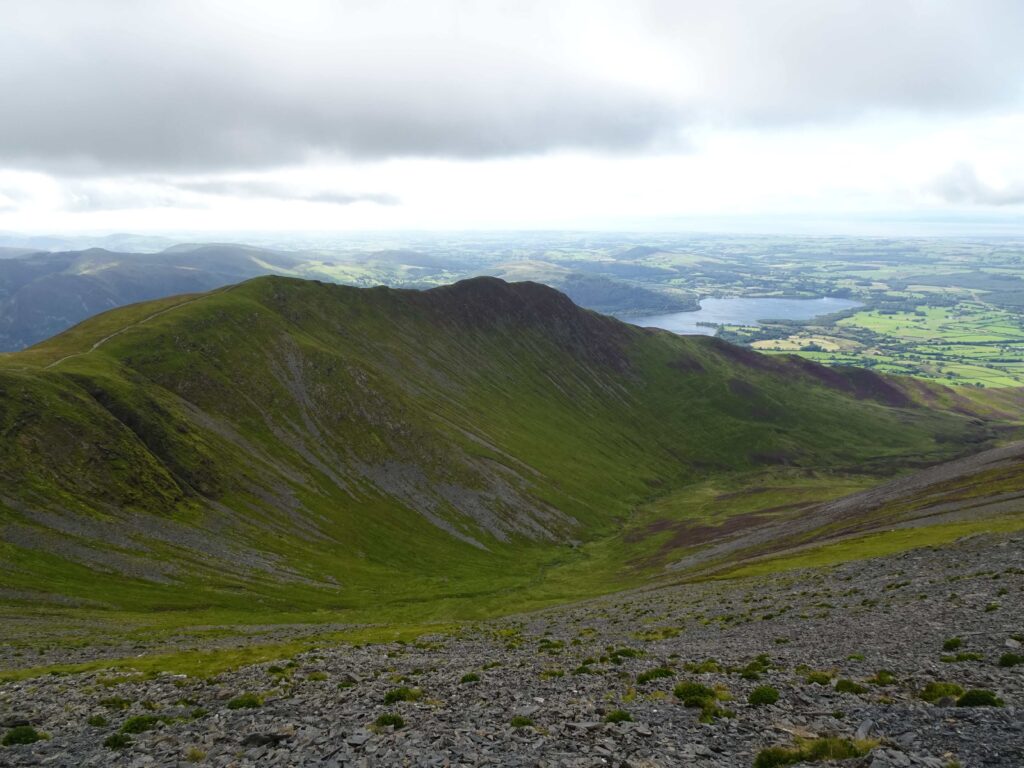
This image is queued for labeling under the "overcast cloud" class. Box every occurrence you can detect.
[2,0,1023,230]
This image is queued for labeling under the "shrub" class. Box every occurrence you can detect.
[87,715,108,727]
[104,733,132,750]
[748,686,780,706]
[956,689,1003,707]
[373,713,404,729]
[100,696,131,710]
[604,709,632,723]
[383,687,422,704]
[226,693,263,709]
[636,667,673,684]
[120,715,161,734]
[998,652,1023,667]
[673,681,731,720]
[919,681,964,702]
[186,747,206,762]
[835,679,867,694]
[3,726,44,746]
[868,670,895,685]
[460,673,480,684]
[674,681,716,705]
[509,715,534,728]
[942,637,962,651]
[306,671,328,681]
[805,671,832,685]
[738,654,773,680]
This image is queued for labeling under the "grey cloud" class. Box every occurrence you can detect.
[174,180,399,206]
[931,163,1024,206]
[1,1,1023,173]
[0,2,680,173]
[636,0,1024,123]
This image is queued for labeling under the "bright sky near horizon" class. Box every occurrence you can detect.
[1,0,1023,234]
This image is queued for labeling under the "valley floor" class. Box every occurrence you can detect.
[1,533,1022,767]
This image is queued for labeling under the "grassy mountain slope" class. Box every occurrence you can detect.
[0,276,1008,626]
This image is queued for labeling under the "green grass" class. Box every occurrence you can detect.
[754,737,876,767]
[719,515,1024,579]
[0,622,456,682]
[120,715,162,734]
[919,681,964,702]
[383,687,422,704]
[226,694,262,710]
[636,667,674,684]
[956,689,1003,707]
[2,726,45,746]
[104,733,132,749]
[835,679,867,694]
[748,686,779,706]
[604,709,633,723]
[373,713,405,730]
[673,681,717,706]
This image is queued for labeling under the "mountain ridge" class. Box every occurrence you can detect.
[0,275,1013,621]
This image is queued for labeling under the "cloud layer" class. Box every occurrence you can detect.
[3,1,1023,173]
[931,163,1024,206]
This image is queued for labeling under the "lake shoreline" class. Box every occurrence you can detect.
[628,296,863,336]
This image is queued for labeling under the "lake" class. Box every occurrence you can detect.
[629,296,862,335]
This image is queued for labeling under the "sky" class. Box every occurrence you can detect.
[1,0,1023,234]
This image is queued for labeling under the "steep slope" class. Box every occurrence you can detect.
[619,440,1024,578]
[712,439,1024,577]
[0,276,1000,619]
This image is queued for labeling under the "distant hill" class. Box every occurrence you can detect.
[0,276,998,616]
[490,261,697,315]
[0,245,300,350]
[615,245,669,259]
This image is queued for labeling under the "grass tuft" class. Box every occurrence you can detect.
[226,693,263,710]
[3,726,45,746]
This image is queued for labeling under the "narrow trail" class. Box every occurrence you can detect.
[43,285,236,370]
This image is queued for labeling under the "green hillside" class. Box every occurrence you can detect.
[0,276,1007,628]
